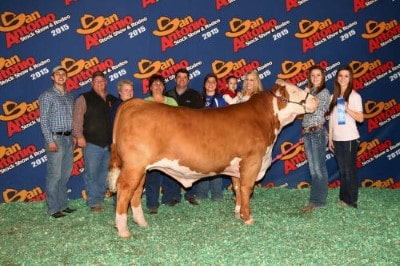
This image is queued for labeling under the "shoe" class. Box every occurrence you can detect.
[51,211,66,218]
[187,197,199,205]
[166,198,179,207]
[301,204,315,212]
[338,201,349,207]
[148,208,158,214]
[62,207,76,213]
[90,206,104,213]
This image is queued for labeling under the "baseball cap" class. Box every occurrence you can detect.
[52,65,67,74]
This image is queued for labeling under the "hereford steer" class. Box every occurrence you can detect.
[108,79,318,238]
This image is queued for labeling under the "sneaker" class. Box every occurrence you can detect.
[51,211,66,218]
[62,207,76,213]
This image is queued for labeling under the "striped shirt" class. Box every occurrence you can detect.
[39,86,74,144]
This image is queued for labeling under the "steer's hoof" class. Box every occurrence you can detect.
[243,217,254,225]
[134,219,148,227]
[118,230,131,238]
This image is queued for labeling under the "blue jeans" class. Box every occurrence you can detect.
[161,175,182,204]
[145,170,163,209]
[196,175,223,201]
[304,128,329,207]
[333,139,359,208]
[45,135,73,215]
[83,143,110,207]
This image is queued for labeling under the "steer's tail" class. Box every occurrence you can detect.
[107,103,124,193]
[107,142,121,193]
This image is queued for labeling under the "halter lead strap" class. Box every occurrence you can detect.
[269,90,310,113]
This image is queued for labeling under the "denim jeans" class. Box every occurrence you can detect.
[161,175,197,204]
[83,143,110,207]
[45,135,73,215]
[145,170,163,209]
[333,139,359,208]
[196,175,223,201]
[304,128,328,207]
[161,175,182,204]
[304,128,329,207]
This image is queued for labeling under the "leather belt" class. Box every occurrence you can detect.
[53,131,71,136]
[302,124,324,134]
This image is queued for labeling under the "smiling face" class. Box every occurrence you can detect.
[51,69,67,87]
[337,69,351,93]
[244,72,257,95]
[150,79,165,96]
[175,72,189,91]
[205,76,217,96]
[119,84,133,101]
[309,68,323,88]
[92,75,107,96]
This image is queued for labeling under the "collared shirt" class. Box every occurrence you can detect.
[39,86,74,144]
[302,87,331,128]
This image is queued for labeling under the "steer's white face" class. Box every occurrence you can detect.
[274,79,318,126]
[276,79,318,114]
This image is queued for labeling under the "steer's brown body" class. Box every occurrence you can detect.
[108,80,318,238]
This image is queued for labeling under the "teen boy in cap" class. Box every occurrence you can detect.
[39,65,76,218]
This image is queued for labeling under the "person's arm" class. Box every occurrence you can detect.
[38,92,54,145]
[346,104,364,123]
[328,114,335,153]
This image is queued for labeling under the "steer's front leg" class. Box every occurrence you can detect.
[239,185,254,225]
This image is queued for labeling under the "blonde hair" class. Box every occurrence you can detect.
[241,70,263,96]
[117,79,133,92]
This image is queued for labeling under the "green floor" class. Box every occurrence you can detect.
[1,187,399,265]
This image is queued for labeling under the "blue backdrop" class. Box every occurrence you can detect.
[1,0,399,203]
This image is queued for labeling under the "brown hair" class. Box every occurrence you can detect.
[307,65,326,94]
[328,65,354,114]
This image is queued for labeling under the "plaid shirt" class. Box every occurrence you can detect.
[38,86,74,144]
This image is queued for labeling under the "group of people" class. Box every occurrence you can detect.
[38,64,363,219]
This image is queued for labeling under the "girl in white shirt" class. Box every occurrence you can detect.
[328,65,364,208]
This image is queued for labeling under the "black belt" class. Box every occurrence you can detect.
[53,131,71,136]
[302,125,324,134]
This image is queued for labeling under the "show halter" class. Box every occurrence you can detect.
[269,90,310,113]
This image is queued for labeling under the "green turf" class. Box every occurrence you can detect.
[0,188,399,265]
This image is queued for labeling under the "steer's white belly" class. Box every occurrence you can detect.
[146,144,274,187]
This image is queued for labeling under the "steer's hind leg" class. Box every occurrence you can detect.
[115,167,144,238]
[130,174,148,227]
[231,177,241,219]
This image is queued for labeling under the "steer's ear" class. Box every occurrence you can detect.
[275,79,286,86]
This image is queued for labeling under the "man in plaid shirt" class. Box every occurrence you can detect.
[39,65,76,218]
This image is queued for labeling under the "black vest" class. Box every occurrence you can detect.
[82,90,117,147]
